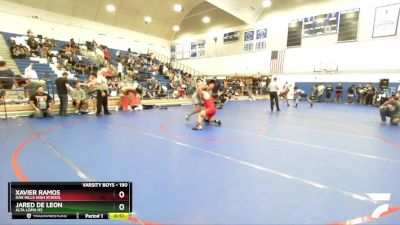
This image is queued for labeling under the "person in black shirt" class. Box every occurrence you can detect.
[29,86,54,118]
[347,84,355,104]
[0,61,15,98]
[356,83,363,104]
[365,83,376,106]
[325,84,333,102]
[55,72,71,116]
[335,83,343,103]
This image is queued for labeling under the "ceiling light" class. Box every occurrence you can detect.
[173,25,180,32]
[144,16,152,24]
[202,16,210,23]
[262,0,272,8]
[106,4,116,12]
[174,4,183,12]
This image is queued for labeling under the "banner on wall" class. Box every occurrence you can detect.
[243,30,254,52]
[224,31,240,43]
[243,28,267,52]
[190,40,206,58]
[170,45,176,59]
[372,3,400,38]
[303,12,339,37]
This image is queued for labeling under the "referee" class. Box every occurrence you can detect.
[268,77,280,111]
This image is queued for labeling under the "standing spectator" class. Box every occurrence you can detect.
[71,83,88,113]
[55,72,71,116]
[158,63,164,75]
[268,77,280,111]
[347,84,355,104]
[335,83,343,103]
[312,85,318,98]
[356,83,363,104]
[365,83,376,106]
[103,47,110,61]
[117,61,124,80]
[29,86,54,118]
[317,84,325,102]
[325,84,333,102]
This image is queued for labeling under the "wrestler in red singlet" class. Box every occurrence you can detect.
[203,92,216,120]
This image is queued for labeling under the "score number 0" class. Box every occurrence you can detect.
[118,190,127,211]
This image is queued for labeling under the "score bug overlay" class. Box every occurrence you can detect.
[8,182,132,220]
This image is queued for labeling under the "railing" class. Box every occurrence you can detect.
[148,49,203,77]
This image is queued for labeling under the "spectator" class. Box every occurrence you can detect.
[27,36,39,56]
[69,38,77,49]
[0,61,15,100]
[312,85,318,98]
[325,84,333,102]
[379,96,400,125]
[347,84,355,104]
[317,84,325,102]
[29,86,54,118]
[356,83,363,104]
[86,74,98,114]
[11,43,29,58]
[103,47,110,61]
[117,61,124,79]
[146,84,155,99]
[335,83,343,103]
[365,83,376,106]
[24,63,38,80]
[27,29,33,37]
[71,83,88,113]
[158,63,164,75]
[55,72,71,116]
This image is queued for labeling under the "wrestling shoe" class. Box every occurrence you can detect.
[192,125,202,130]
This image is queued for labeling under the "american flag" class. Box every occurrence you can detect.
[270,50,285,74]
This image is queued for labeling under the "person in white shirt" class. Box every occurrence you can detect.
[317,84,325,102]
[117,62,124,80]
[24,63,38,80]
[267,77,280,111]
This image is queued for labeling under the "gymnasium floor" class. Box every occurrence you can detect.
[1,100,400,225]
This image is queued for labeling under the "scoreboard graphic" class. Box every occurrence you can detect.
[8,182,132,220]
[303,12,339,37]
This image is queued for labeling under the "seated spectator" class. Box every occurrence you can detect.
[71,83,88,113]
[145,84,155,99]
[380,96,400,125]
[74,60,86,74]
[27,29,33,37]
[154,84,166,98]
[177,83,186,98]
[27,36,39,56]
[0,61,15,99]
[98,64,113,79]
[24,63,38,80]
[29,86,54,118]
[70,38,77,49]
[158,63,164,75]
[11,43,30,58]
